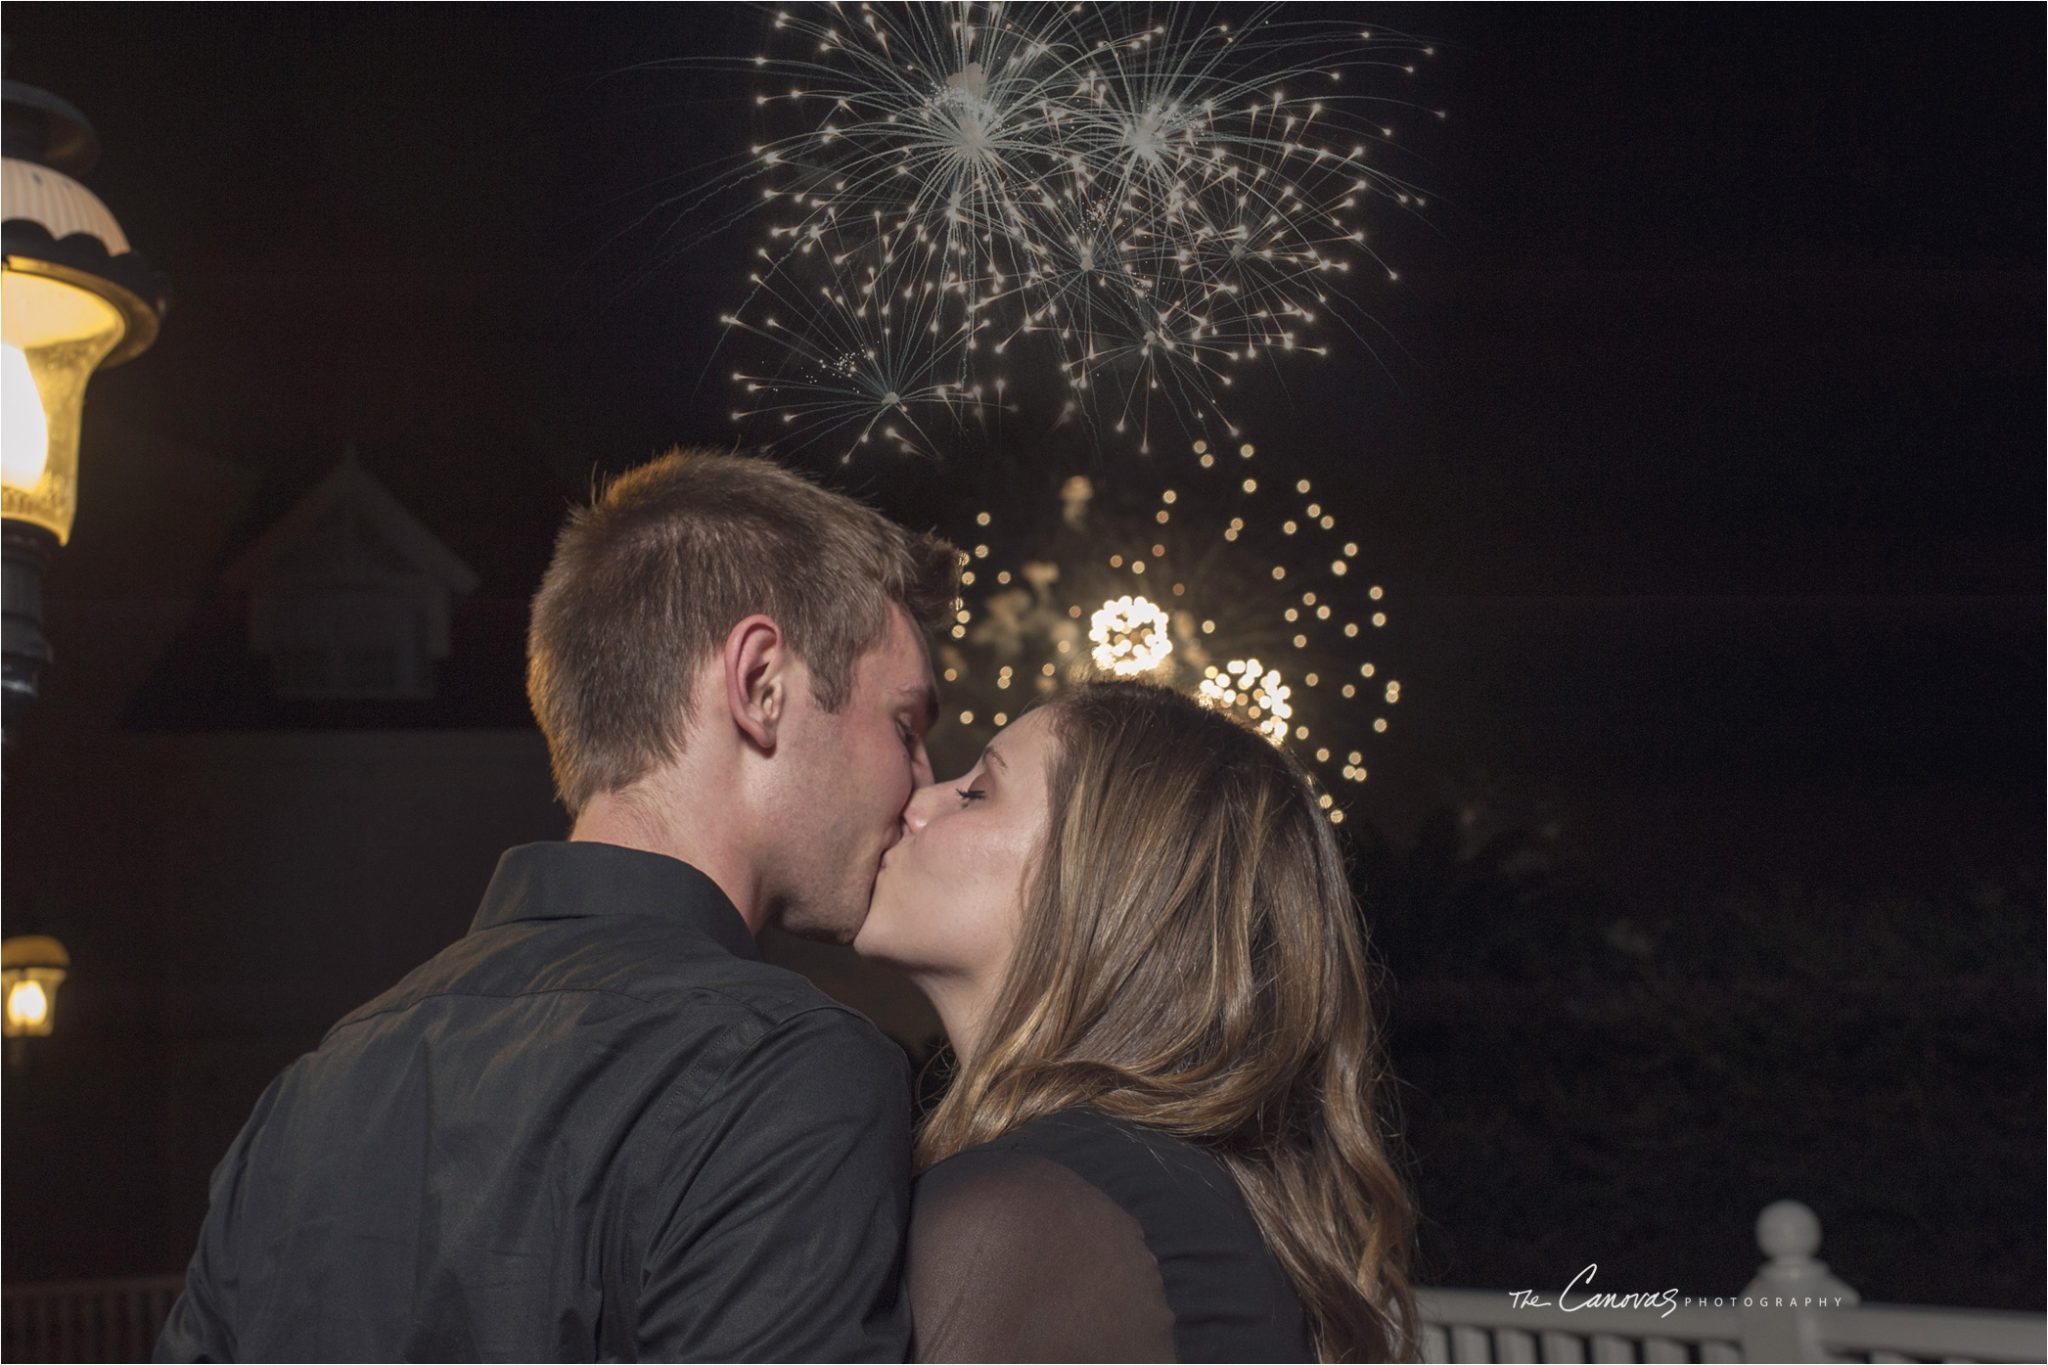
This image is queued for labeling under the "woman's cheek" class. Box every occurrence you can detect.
[887,862,950,960]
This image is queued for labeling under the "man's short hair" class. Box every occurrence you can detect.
[526,448,960,816]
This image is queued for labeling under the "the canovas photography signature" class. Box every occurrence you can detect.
[1510,1265,1853,1320]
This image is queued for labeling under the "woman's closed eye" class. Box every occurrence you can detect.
[955,787,987,804]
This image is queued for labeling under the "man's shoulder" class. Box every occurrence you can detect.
[708,985,912,1097]
[328,912,856,1035]
[322,916,907,1105]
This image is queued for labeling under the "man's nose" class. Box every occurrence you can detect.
[901,778,948,834]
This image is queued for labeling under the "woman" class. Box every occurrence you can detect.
[857,681,1418,1363]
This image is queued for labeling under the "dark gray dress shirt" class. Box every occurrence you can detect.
[156,841,913,1363]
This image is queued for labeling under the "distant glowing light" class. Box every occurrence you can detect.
[6,980,49,1031]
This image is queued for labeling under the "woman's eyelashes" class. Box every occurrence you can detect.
[955,787,987,804]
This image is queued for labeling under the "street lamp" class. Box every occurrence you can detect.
[1,76,167,741]
[2,933,70,1063]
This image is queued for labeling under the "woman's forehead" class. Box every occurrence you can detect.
[991,707,1058,763]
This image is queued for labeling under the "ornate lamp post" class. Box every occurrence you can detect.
[2,75,167,743]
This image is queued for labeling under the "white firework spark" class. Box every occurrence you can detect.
[1197,657,1294,745]
[718,3,1439,460]
[1089,594,1174,675]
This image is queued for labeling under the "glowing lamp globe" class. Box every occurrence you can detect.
[1,76,167,739]
[2,81,165,544]
[1,934,69,1039]
[2,262,140,543]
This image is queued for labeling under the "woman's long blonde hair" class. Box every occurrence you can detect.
[916,681,1419,1363]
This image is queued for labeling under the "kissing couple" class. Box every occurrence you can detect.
[156,448,1417,1364]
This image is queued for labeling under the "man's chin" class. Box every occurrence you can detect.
[848,893,898,962]
[778,915,860,948]
[769,892,866,947]
[770,859,889,948]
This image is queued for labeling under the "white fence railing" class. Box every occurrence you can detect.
[3,1203,2042,1363]
[1420,1201,2047,1364]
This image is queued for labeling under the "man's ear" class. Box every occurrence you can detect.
[722,614,788,753]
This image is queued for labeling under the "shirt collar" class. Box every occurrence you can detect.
[470,842,760,961]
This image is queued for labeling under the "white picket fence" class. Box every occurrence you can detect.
[2,1202,2041,1363]
[1419,1201,2046,1365]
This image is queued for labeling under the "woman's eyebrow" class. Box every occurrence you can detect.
[980,744,1009,772]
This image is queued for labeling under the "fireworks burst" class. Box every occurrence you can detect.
[931,436,1401,818]
[1196,657,1293,745]
[720,229,1001,456]
[717,3,1439,460]
[1089,594,1174,675]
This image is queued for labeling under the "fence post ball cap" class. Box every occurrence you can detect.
[1756,1200,1821,1261]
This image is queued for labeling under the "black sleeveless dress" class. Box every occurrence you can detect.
[906,1107,1314,1362]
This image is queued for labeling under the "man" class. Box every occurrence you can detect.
[157,449,960,1361]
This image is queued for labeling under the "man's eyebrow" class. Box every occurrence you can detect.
[903,682,938,729]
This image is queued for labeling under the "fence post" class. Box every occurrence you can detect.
[1737,1200,1860,1362]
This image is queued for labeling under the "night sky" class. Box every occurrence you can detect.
[10,3,2038,894]
[1,0,2042,1315]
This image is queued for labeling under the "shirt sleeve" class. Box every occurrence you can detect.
[154,1069,294,1362]
[636,1006,914,1362]
[155,1198,236,1363]
[907,1148,1178,1363]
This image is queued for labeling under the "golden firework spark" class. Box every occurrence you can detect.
[1089,594,1174,675]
